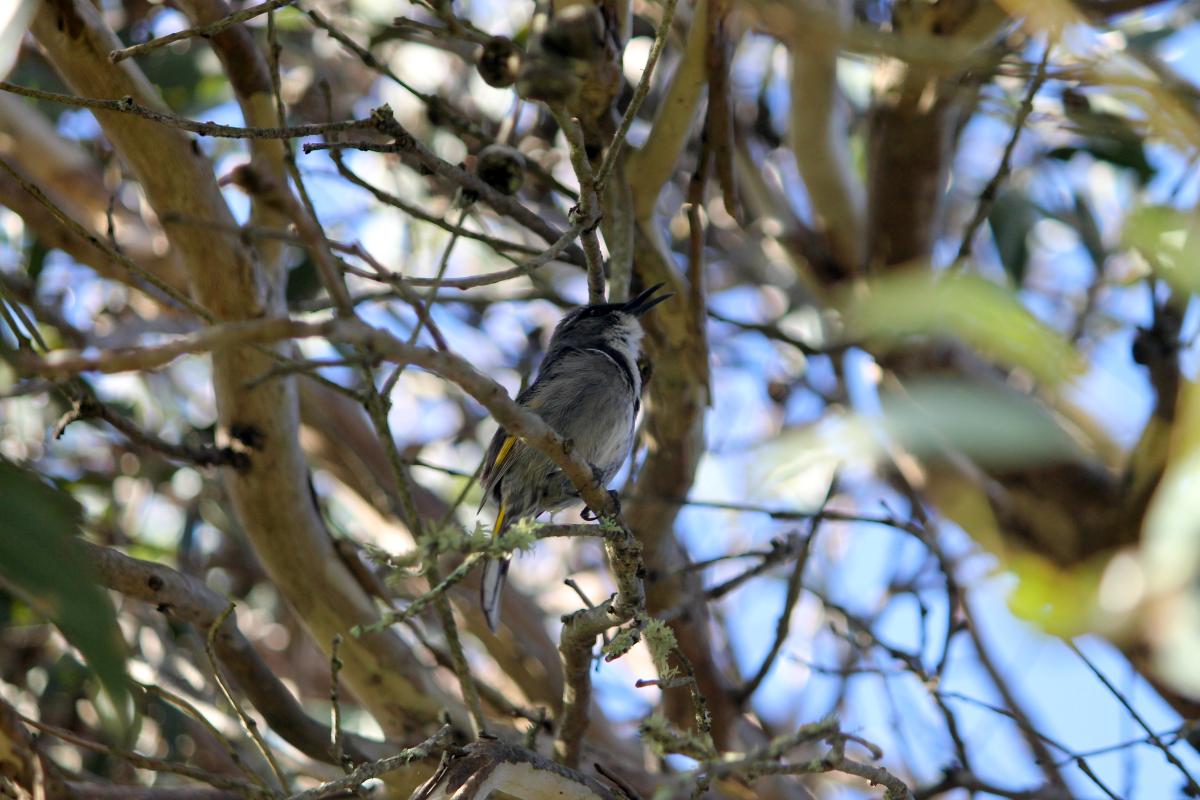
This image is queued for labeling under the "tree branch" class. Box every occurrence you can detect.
[30,3,454,765]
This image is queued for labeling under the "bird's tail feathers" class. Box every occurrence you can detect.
[481,503,511,631]
[481,557,510,633]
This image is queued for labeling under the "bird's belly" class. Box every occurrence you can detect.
[568,392,635,483]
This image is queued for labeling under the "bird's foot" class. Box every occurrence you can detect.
[581,489,621,522]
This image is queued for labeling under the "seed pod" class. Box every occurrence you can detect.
[475,145,526,196]
[478,36,521,88]
[516,59,580,105]
[540,5,605,60]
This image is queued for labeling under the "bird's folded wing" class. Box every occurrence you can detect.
[479,431,518,510]
[478,385,550,512]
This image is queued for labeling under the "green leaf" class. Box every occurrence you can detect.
[878,380,1083,468]
[1007,552,1103,637]
[1070,192,1106,269]
[1048,142,1155,186]
[1052,89,1155,185]
[1122,204,1200,293]
[1125,27,1176,54]
[0,461,130,730]
[840,269,1084,387]
[285,254,322,303]
[25,238,49,282]
[767,380,1084,487]
[987,190,1041,285]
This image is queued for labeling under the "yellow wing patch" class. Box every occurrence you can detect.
[493,435,517,470]
[493,503,507,538]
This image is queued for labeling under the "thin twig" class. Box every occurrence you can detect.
[356,344,488,739]
[323,155,555,261]
[360,552,487,633]
[736,520,817,702]
[19,715,270,798]
[329,635,348,770]
[304,4,498,159]
[319,107,583,256]
[285,725,453,800]
[962,597,1068,790]
[109,0,299,63]
[206,604,290,794]
[0,156,208,317]
[955,38,1054,262]
[595,0,680,190]
[345,242,448,350]
[137,681,267,791]
[594,763,645,800]
[0,82,374,140]
[552,109,606,303]
[408,203,468,343]
[1068,640,1200,794]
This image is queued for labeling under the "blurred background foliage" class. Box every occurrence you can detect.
[2,0,1200,797]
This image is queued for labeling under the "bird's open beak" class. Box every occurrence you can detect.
[622,282,674,317]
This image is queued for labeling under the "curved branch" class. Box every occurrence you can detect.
[31,2,455,765]
[80,541,389,765]
[788,0,866,276]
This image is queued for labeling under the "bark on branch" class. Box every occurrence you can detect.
[31,4,455,779]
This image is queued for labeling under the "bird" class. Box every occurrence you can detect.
[478,283,673,631]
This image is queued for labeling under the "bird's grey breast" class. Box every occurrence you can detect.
[538,347,638,480]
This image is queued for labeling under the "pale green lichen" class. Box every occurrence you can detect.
[638,713,676,757]
[490,517,540,556]
[643,616,679,682]
[602,623,641,661]
[424,520,481,554]
[639,713,712,760]
[599,516,624,534]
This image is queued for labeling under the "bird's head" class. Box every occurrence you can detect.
[551,283,673,354]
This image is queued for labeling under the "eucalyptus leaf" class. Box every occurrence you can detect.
[1047,143,1155,186]
[840,269,1084,386]
[987,190,1041,285]
[878,380,1083,468]
[767,379,1084,486]
[1052,91,1156,185]
[0,461,130,730]
[1071,192,1107,270]
[1122,204,1200,293]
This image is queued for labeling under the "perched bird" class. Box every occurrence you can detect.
[478,283,672,631]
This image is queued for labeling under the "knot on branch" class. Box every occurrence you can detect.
[560,594,616,627]
[219,163,278,198]
[567,203,602,233]
[54,396,101,439]
[369,105,414,150]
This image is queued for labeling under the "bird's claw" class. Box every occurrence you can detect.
[581,489,621,522]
